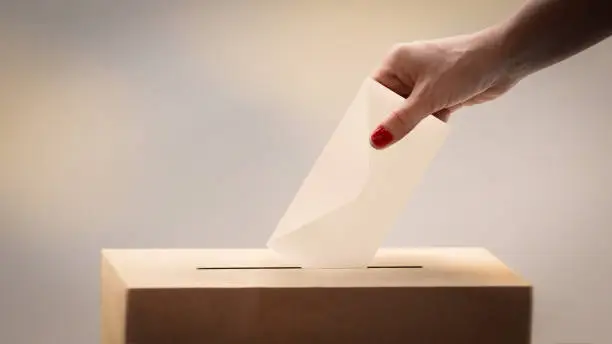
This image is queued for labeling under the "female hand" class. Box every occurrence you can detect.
[370,29,519,149]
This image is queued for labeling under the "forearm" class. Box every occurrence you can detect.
[492,0,612,79]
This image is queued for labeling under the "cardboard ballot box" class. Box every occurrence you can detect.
[101,247,532,344]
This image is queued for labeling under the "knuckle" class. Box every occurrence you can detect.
[388,43,413,60]
[393,110,410,129]
[390,43,405,54]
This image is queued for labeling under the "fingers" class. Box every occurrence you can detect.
[370,95,457,149]
[370,95,433,150]
[373,72,412,98]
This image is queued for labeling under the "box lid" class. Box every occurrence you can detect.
[101,247,530,289]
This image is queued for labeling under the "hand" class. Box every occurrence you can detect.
[370,29,520,149]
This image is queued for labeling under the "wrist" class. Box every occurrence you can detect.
[468,23,526,84]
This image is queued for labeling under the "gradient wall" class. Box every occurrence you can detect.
[1,1,611,343]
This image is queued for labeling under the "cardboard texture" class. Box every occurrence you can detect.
[267,78,450,268]
[101,247,532,344]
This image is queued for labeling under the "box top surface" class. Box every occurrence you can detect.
[102,247,530,289]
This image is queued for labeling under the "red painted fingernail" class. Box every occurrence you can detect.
[370,125,393,149]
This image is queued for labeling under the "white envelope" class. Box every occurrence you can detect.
[267,78,450,268]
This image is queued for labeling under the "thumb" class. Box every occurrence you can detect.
[369,93,434,149]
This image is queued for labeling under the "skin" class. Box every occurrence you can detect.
[370,0,612,149]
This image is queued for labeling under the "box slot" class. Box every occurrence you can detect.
[196,265,423,270]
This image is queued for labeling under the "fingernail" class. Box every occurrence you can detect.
[370,125,393,149]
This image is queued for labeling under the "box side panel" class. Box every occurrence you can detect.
[125,286,531,344]
[101,255,128,344]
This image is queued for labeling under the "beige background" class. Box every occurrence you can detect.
[1,1,611,343]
